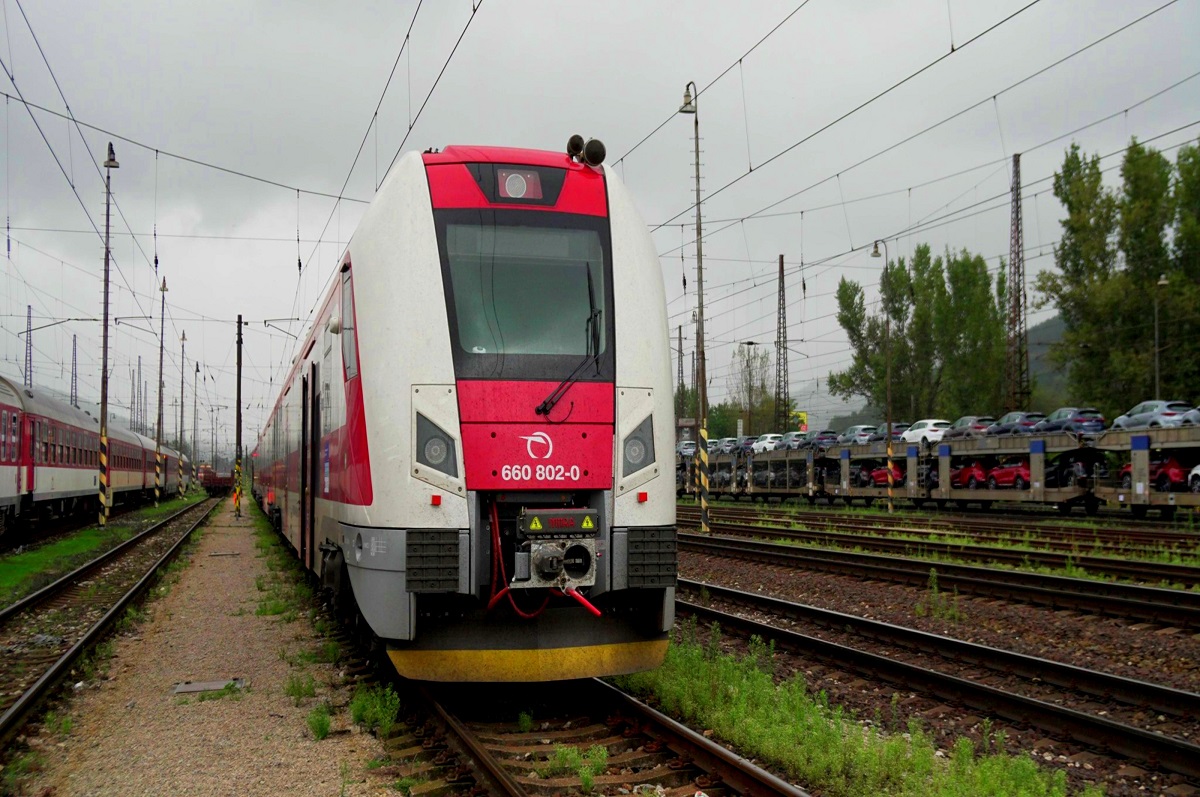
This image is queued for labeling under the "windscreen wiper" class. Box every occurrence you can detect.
[535,264,601,417]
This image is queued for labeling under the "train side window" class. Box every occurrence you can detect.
[12,415,18,462]
[341,270,357,380]
[0,410,6,462]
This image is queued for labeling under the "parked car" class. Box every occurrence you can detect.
[901,419,952,445]
[777,431,805,450]
[1181,409,1200,426]
[987,457,1031,490]
[1118,457,1189,492]
[858,460,904,487]
[986,411,1047,435]
[1032,407,1106,434]
[798,429,840,450]
[943,416,997,439]
[1191,463,1200,493]
[707,439,720,455]
[752,433,784,453]
[677,440,697,458]
[1111,400,1193,429]
[867,422,910,443]
[717,437,739,454]
[737,436,757,455]
[837,425,876,445]
[949,460,989,489]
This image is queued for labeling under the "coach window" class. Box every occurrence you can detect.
[341,270,357,380]
[0,411,6,462]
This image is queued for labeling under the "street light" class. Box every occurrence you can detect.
[1154,273,1169,400]
[871,240,895,515]
[98,142,118,526]
[679,80,710,534]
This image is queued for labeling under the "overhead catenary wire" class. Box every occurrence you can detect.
[653,0,1047,232]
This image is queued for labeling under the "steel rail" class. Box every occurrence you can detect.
[679,579,1200,718]
[591,678,812,797]
[679,534,1200,627]
[676,597,1200,779]
[679,505,1196,549]
[416,685,530,796]
[678,515,1200,587]
[0,500,208,621]
[0,499,218,748]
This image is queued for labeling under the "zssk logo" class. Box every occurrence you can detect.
[519,431,553,459]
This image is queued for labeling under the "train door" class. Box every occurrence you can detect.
[307,362,319,571]
[24,416,34,497]
[299,364,320,570]
[300,373,310,567]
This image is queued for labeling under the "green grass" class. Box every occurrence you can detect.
[349,684,401,738]
[536,744,608,791]
[285,672,316,706]
[614,628,1103,797]
[0,494,206,604]
[197,681,245,702]
[517,711,533,733]
[307,703,332,740]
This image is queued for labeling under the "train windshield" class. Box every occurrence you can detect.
[435,210,615,380]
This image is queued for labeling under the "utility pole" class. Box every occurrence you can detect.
[155,278,168,506]
[676,325,684,418]
[774,254,789,431]
[192,362,199,488]
[71,335,78,407]
[136,356,142,433]
[872,240,894,515]
[178,331,186,498]
[235,314,244,509]
[1004,153,1030,411]
[24,306,31,387]
[98,142,119,526]
[678,81,709,534]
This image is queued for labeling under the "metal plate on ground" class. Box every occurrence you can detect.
[173,678,245,694]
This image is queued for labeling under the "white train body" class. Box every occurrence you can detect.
[254,144,676,681]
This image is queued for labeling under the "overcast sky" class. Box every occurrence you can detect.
[2,0,1197,446]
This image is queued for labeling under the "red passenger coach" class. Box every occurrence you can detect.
[254,139,676,681]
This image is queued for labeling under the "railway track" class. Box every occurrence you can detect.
[316,610,808,795]
[679,533,1200,627]
[675,579,1200,781]
[0,499,218,747]
[679,504,1198,554]
[394,678,809,796]
[677,512,1200,589]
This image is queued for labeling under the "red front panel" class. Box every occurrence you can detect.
[424,163,607,217]
[458,380,613,490]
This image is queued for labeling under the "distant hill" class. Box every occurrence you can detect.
[1028,315,1067,409]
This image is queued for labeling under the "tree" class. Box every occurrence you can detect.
[1036,138,1200,414]
[828,244,1007,420]
[726,344,772,435]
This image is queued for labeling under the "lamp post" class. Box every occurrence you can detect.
[155,278,168,506]
[679,80,710,534]
[1154,273,1168,400]
[98,143,118,526]
[871,240,894,514]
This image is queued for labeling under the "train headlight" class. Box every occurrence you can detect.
[416,414,458,478]
[622,415,655,476]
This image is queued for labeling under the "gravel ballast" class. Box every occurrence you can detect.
[22,498,389,796]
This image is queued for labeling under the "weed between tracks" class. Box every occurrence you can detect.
[614,619,1103,797]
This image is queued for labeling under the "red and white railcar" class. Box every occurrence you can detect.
[0,374,188,534]
[254,140,676,681]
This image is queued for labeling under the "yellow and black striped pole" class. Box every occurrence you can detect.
[177,454,184,499]
[698,425,710,534]
[154,448,162,506]
[98,432,109,526]
[234,458,242,517]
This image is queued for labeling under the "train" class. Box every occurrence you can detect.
[0,374,189,537]
[677,426,1200,519]
[252,138,677,682]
